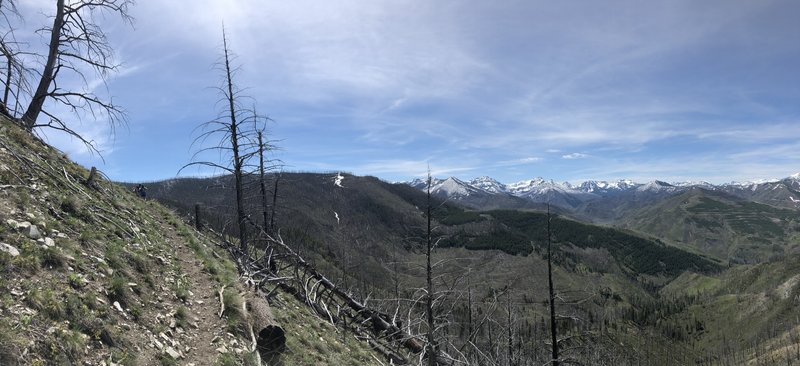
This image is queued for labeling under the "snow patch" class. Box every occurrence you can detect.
[334,211,340,225]
[334,173,344,188]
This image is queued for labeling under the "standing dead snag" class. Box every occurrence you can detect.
[181,27,264,254]
[84,166,98,188]
[0,0,31,119]
[19,0,132,153]
[546,204,559,366]
[425,170,437,366]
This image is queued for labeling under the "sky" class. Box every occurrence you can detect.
[10,0,800,184]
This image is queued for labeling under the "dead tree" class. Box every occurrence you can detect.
[0,0,32,118]
[181,28,261,254]
[19,0,132,152]
[269,173,280,232]
[258,131,269,231]
[547,203,559,366]
[425,171,437,366]
[254,123,280,234]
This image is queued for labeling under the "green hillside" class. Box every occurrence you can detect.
[142,172,754,364]
[622,188,800,264]
[0,117,383,365]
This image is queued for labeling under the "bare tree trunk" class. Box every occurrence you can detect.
[2,43,12,115]
[21,0,64,129]
[507,287,514,366]
[221,30,247,253]
[269,174,279,233]
[547,204,558,366]
[195,203,202,231]
[258,131,269,231]
[426,171,436,366]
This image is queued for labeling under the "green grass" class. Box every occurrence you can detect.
[222,288,246,336]
[108,275,129,306]
[270,292,381,365]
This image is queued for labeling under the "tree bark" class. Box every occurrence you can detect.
[425,172,436,366]
[547,204,559,366]
[258,131,269,232]
[246,296,286,356]
[221,30,247,253]
[21,0,64,129]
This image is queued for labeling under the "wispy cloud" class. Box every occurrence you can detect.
[562,153,589,160]
[14,0,800,183]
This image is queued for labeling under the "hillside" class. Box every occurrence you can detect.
[621,188,800,264]
[0,117,383,365]
[142,171,759,364]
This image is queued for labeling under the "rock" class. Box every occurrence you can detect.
[5,219,18,228]
[43,237,55,247]
[10,289,23,296]
[0,242,20,257]
[27,225,42,240]
[153,338,164,350]
[91,255,106,264]
[113,301,125,313]
[15,221,31,230]
[165,346,181,359]
[25,213,35,220]
[215,345,228,354]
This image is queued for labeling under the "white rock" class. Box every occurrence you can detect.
[25,213,35,220]
[5,219,18,228]
[43,237,55,247]
[0,242,20,257]
[28,225,42,240]
[113,301,124,313]
[15,221,31,230]
[165,346,181,359]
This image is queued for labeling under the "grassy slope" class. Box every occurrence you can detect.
[0,117,382,365]
[622,188,800,263]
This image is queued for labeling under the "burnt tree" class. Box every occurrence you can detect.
[20,0,132,152]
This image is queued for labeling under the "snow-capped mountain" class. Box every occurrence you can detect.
[577,179,638,195]
[403,173,800,211]
[636,180,680,193]
[430,177,484,198]
[469,176,507,194]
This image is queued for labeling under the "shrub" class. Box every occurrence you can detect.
[108,276,129,306]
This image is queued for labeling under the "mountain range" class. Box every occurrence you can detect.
[406,173,800,213]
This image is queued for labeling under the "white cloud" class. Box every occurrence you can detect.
[562,153,590,160]
[497,157,543,166]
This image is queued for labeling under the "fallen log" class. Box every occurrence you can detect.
[246,296,286,357]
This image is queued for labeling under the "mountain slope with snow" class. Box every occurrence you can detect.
[404,173,800,214]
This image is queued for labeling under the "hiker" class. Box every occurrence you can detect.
[134,184,147,198]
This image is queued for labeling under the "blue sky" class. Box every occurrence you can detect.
[13,0,800,184]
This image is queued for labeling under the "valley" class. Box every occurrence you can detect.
[141,171,800,365]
